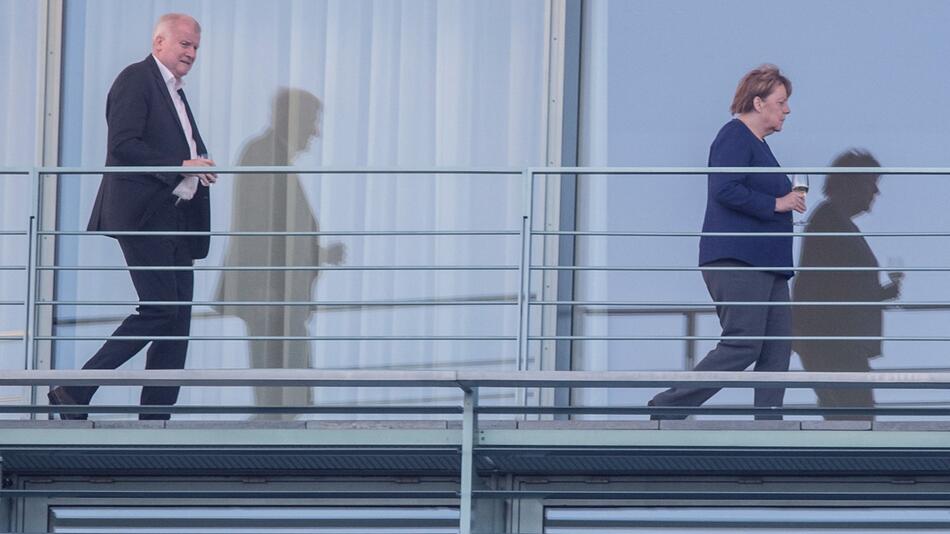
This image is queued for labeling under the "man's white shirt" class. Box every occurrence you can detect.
[152,55,200,201]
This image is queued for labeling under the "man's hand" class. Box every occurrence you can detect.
[775,191,806,213]
[183,157,217,186]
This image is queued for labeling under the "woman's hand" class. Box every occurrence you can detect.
[775,190,806,213]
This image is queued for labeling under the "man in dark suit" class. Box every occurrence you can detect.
[48,13,216,420]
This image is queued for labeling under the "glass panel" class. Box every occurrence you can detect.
[55,0,548,418]
[575,0,950,416]
[0,0,39,412]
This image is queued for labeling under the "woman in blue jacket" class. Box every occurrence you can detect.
[649,65,806,419]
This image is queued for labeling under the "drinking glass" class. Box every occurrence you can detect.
[789,174,810,226]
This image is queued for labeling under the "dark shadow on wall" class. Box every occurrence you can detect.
[792,149,902,420]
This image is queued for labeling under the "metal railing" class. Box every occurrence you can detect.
[0,169,33,351]
[4,165,950,534]
[1,165,950,413]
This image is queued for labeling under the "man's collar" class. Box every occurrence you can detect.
[151,54,184,90]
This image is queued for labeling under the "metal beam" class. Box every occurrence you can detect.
[5,369,950,389]
[459,388,477,534]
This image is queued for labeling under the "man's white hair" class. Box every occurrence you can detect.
[152,13,201,40]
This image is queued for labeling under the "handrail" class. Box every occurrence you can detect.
[23,164,950,175]
[3,164,950,419]
[532,230,950,237]
[5,164,950,534]
[31,165,522,174]
[530,166,950,174]
[4,369,950,389]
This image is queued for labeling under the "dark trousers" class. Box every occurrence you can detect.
[64,205,193,419]
[650,260,792,417]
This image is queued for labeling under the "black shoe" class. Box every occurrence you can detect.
[47,387,88,420]
[648,400,687,421]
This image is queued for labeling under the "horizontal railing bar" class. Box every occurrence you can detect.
[0,489,460,500]
[31,334,950,342]
[479,406,950,416]
[536,301,950,308]
[36,165,521,175]
[473,490,950,501]
[39,300,517,307]
[35,335,516,341]
[36,230,950,238]
[0,301,25,305]
[528,335,950,341]
[34,229,950,238]
[17,165,950,175]
[531,230,950,237]
[31,265,946,273]
[5,370,950,388]
[0,231,27,235]
[39,265,517,271]
[0,266,26,270]
[8,405,950,417]
[454,371,950,389]
[0,369,461,387]
[530,266,950,272]
[42,229,519,237]
[530,166,950,175]
[3,404,463,415]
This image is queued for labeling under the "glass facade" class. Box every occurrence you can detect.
[0,0,39,410]
[1,1,948,414]
[3,3,950,533]
[51,0,548,416]
[573,0,950,414]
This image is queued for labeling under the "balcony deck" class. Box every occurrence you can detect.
[3,418,950,479]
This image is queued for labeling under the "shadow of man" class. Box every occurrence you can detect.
[792,149,902,420]
[214,88,344,419]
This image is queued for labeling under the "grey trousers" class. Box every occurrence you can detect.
[650,260,792,416]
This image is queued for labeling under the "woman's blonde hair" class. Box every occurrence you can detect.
[730,64,792,115]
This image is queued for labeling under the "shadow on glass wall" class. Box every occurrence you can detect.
[214,88,345,420]
[792,149,903,421]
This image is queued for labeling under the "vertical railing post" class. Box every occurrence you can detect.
[23,168,41,419]
[517,169,534,372]
[684,310,697,370]
[459,386,478,534]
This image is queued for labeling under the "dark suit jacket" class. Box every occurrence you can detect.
[699,119,793,278]
[87,55,210,259]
